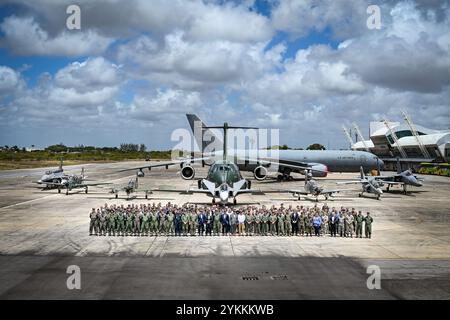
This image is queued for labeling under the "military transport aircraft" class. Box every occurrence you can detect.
[119,123,264,205]
[109,175,153,200]
[285,169,347,202]
[374,158,424,194]
[186,114,383,181]
[42,168,111,195]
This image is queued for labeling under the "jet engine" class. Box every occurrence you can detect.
[181,165,195,180]
[137,169,145,177]
[309,164,328,177]
[253,166,268,181]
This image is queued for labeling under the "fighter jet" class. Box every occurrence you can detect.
[373,158,423,194]
[337,167,386,200]
[285,169,346,202]
[36,158,68,188]
[186,114,383,181]
[109,175,153,199]
[43,168,111,195]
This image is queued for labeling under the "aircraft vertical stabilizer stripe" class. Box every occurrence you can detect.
[186,114,223,152]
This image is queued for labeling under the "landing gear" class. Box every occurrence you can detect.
[58,188,61,194]
[403,185,407,195]
[386,185,390,192]
[85,187,88,194]
[115,193,118,199]
[212,198,216,204]
[325,195,329,200]
[66,188,69,195]
[233,198,237,205]
[277,174,293,181]
[377,194,381,200]
[145,191,148,199]
[358,193,363,197]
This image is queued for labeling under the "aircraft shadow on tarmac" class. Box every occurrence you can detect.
[88,196,176,201]
[268,197,356,203]
[186,201,261,206]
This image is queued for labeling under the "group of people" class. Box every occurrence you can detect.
[89,202,374,238]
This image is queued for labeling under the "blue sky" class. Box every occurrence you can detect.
[0,0,449,149]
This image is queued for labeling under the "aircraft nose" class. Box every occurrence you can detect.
[219,191,228,201]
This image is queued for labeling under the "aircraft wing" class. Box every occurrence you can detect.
[336,180,362,185]
[235,157,326,173]
[285,189,309,195]
[117,157,211,172]
[320,188,349,195]
[75,182,113,187]
[36,181,65,187]
[234,189,265,195]
[377,180,403,185]
[373,175,398,180]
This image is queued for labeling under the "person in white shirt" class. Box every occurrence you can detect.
[237,210,246,236]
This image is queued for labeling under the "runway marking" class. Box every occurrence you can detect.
[229,236,236,256]
[0,194,59,210]
[144,236,158,256]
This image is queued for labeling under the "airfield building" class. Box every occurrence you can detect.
[350,120,450,169]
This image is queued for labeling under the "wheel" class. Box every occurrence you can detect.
[115,194,118,199]
[377,195,381,200]
[66,189,69,195]
[277,175,283,181]
[85,187,88,194]
[58,188,61,194]
[288,175,294,181]
[358,193,362,197]
[297,197,301,201]
[212,198,216,204]
[233,198,237,205]
[145,193,148,199]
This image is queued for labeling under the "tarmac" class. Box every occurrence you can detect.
[0,161,449,299]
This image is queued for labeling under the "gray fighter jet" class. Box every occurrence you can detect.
[286,169,346,202]
[109,175,153,199]
[43,168,111,195]
[36,158,68,188]
[186,114,383,181]
[337,167,386,200]
[374,158,423,194]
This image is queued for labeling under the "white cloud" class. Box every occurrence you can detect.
[117,31,285,90]
[0,16,113,56]
[271,0,370,39]
[0,66,22,95]
[55,57,122,93]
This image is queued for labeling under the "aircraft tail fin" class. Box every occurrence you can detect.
[186,114,223,152]
[360,166,365,179]
[305,169,311,186]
